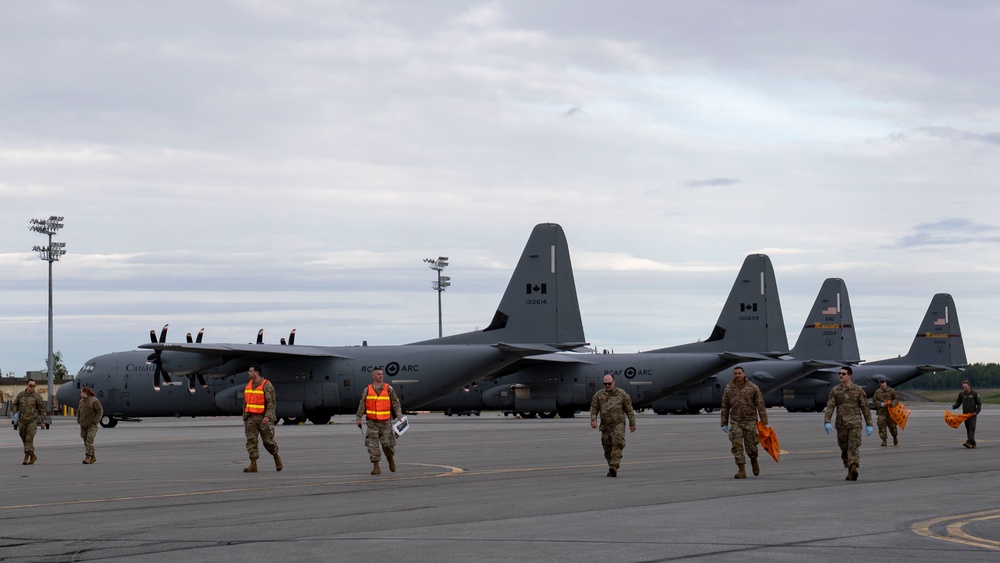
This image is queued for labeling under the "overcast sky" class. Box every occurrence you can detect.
[2,1,998,378]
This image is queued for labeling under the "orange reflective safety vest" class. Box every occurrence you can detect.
[365,384,392,421]
[245,378,270,414]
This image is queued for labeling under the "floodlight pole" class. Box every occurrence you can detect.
[423,256,451,338]
[30,216,66,421]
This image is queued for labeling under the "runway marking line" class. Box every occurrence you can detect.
[913,508,1000,551]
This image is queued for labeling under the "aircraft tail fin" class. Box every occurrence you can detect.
[789,278,861,362]
[648,254,788,354]
[410,223,586,346]
[886,293,968,367]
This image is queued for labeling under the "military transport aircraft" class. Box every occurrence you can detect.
[56,223,587,426]
[423,254,789,418]
[648,277,858,414]
[766,293,968,411]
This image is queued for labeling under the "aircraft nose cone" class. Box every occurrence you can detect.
[56,381,79,409]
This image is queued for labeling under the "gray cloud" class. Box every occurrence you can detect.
[890,218,1000,248]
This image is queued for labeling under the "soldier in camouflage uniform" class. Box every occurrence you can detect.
[590,373,637,477]
[76,386,104,464]
[720,366,769,479]
[823,366,873,481]
[242,364,282,473]
[871,378,899,447]
[13,379,47,465]
[356,368,404,475]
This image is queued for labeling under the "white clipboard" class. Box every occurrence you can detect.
[393,416,409,437]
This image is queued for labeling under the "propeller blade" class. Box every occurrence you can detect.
[153,365,162,392]
[159,324,169,343]
[196,374,208,389]
[149,329,157,344]
[256,329,264,345]
[187,376,196,394]
[186,332,193,344]
[288,329,296,346]
[280,337,287,345]
[196,329,204,344]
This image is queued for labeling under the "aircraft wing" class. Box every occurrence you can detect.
[493,342,590,357]
[917,363,969,373]
[139,342,356,360]
[801,360,847,369]
[719,351,782,362]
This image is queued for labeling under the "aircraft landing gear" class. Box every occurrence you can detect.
[99,415,119,428]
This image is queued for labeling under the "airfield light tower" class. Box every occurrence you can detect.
[423,256,450,338]
[30,215,66,420]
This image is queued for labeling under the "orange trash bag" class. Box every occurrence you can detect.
[887,402,911,430]
[757,421,780,463]
[944,410,975,429]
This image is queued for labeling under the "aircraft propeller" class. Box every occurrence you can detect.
[147,324,172,392]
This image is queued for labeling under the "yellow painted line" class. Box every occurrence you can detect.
[913,508,1000,551]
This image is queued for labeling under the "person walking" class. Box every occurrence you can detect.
[823,366,873,481]
[589,373,637,477]
[243,364,283,472]
[77,386,103,464]
[720,366,769,479]
[356,368,404,475]
[952,380,982,448]
[13,379,47,465]
[872,378,899,447]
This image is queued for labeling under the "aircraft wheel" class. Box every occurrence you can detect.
[557,407,576,419]
[518,411,537,419]
[473,411,481,416]
[539,411,557,419]
[308,413,332,425]
[100,415,118,428]
[653,409,669,415]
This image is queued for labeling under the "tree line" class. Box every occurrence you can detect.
[898,362,1000,390]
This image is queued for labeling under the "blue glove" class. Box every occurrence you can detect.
[721,425,729,433]
[866,425,873,436]
[824,422,832,434]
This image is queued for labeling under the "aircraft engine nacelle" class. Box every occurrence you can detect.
[159,352,226,377]
[481,384,516,410]
[213,385,244,415]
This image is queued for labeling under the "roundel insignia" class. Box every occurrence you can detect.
[624,367,637,379]
[385,362,400,377]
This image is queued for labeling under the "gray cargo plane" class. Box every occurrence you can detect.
[56,223,587,426]
[648,277,858,414]
[767,293,968,411]
[424,254,788,418]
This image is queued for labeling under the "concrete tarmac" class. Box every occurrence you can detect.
[2,402,998,562]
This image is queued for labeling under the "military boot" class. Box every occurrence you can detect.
[609,466,617,477]
[273,453,283,472]
[22,453,29,465]
[82,455,93,464]
[734,463,746,479]
[91,454,97,464]
[749,455,760,476]
[243,458,258,473]
[849,463,859,481]
[892,435,898,446]
[881,438,887,447]
[372,461,381,475]
[387,455,396,472]
[28,452,37,465]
